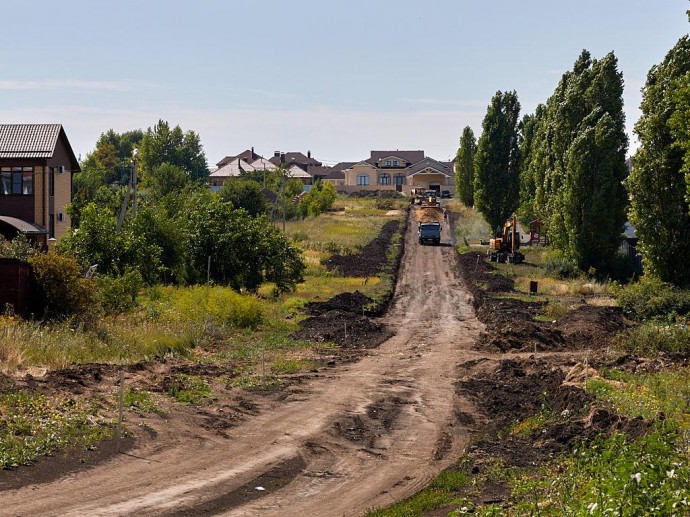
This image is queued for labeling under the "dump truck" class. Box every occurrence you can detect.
[417,197,445,245]
[488,214,524,263]
[418,222,442,245]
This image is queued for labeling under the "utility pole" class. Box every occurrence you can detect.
[132,148,139,218]
[116,148,139,231]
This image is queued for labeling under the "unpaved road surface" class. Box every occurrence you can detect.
[1,209,484,516]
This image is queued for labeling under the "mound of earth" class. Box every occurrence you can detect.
[457,358,650,476]
[291,310,393,349]
[305,290,374,316]
[556,305,629,349]
[322,220,402,278]
[456,252,514,298]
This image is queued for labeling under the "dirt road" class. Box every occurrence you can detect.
[1,208,484,516]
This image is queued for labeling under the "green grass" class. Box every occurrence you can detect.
[164,374,212,405]
[367,468,472,516]
[450,202,491,252]
[0,391,113,469]
[123,389,158,413]
[271,358,317,374]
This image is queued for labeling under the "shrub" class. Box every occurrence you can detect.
[614,276,690,321]
[95,269,143,315]
[0,235,38,262]
[543,251,580,279]
[613,323,690,356]
[29,252,96,320]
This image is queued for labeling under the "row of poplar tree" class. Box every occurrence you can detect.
[455,22,690,287]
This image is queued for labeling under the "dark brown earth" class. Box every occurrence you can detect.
[0,206,653,516]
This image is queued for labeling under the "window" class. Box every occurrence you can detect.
[393,160,399,166]
[49,168,54,196]
[0,166,33,195]
[379,173,391,185]
[385,160,391,167]
[356,174,369,186]
[49,214,55,239]
[394,174,406,186]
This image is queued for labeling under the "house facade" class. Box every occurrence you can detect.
[0,124,80,245]
[338,150,454,195]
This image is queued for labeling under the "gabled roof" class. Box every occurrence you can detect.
[406,157,452,177]
[369,150,425,166]
[330,161,356,172]
[269,152,322,168]
[250,157,276,170]
[286,164,311,179]
[209,158,252,178]
[0,124,61,158]
[0,124,80,170]
[216,148,262,168]
[324,169,345,180]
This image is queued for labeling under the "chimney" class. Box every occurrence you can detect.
[307,150,311,159]
[251,147,255,159]
[280,153,286,164]
[274,151,280,158]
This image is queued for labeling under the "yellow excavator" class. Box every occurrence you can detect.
[488,215,524,264]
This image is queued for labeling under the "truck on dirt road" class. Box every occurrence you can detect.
[418,222,442,245]
[417,198,445,245]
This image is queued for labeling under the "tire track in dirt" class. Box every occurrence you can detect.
[0,205,484,516]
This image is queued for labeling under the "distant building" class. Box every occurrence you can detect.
[0,124,80,245]
[338,150,454,194]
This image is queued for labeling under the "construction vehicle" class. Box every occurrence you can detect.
[417,195,445,245]
[488,214,524,263]
[418,222,442,245]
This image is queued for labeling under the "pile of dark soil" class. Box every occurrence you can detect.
[291,310,393,349]
[322,220,402,279]
[556,305,628,349]
[458,252,628,353]
[457,358,650,478]
[305,290,374,316]
[292,216,408,351]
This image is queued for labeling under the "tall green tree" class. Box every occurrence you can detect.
[185,198,304,291]
[517,105,544,221]
[455,126,477,207]
[627,36,690,286]
[527,50,628,273]
[138,120,208,183]
[552,52,628,272]
[473,90,521,232]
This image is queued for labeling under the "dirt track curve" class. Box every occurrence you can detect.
[1,208,484,516]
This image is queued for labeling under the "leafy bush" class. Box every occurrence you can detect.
[0,235,38,262]
[29,252,96,320]
[614,276,690,321]
[613,323,690,357]
[145,285,264,330]
[543,251,580,279]
[298,181,337,217]
[96,269,143,314]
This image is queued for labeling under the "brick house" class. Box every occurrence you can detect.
[0,124,80,246]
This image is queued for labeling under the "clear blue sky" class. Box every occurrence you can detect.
[1,0,688,166]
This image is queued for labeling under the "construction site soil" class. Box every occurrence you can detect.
[0,208,658,516]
